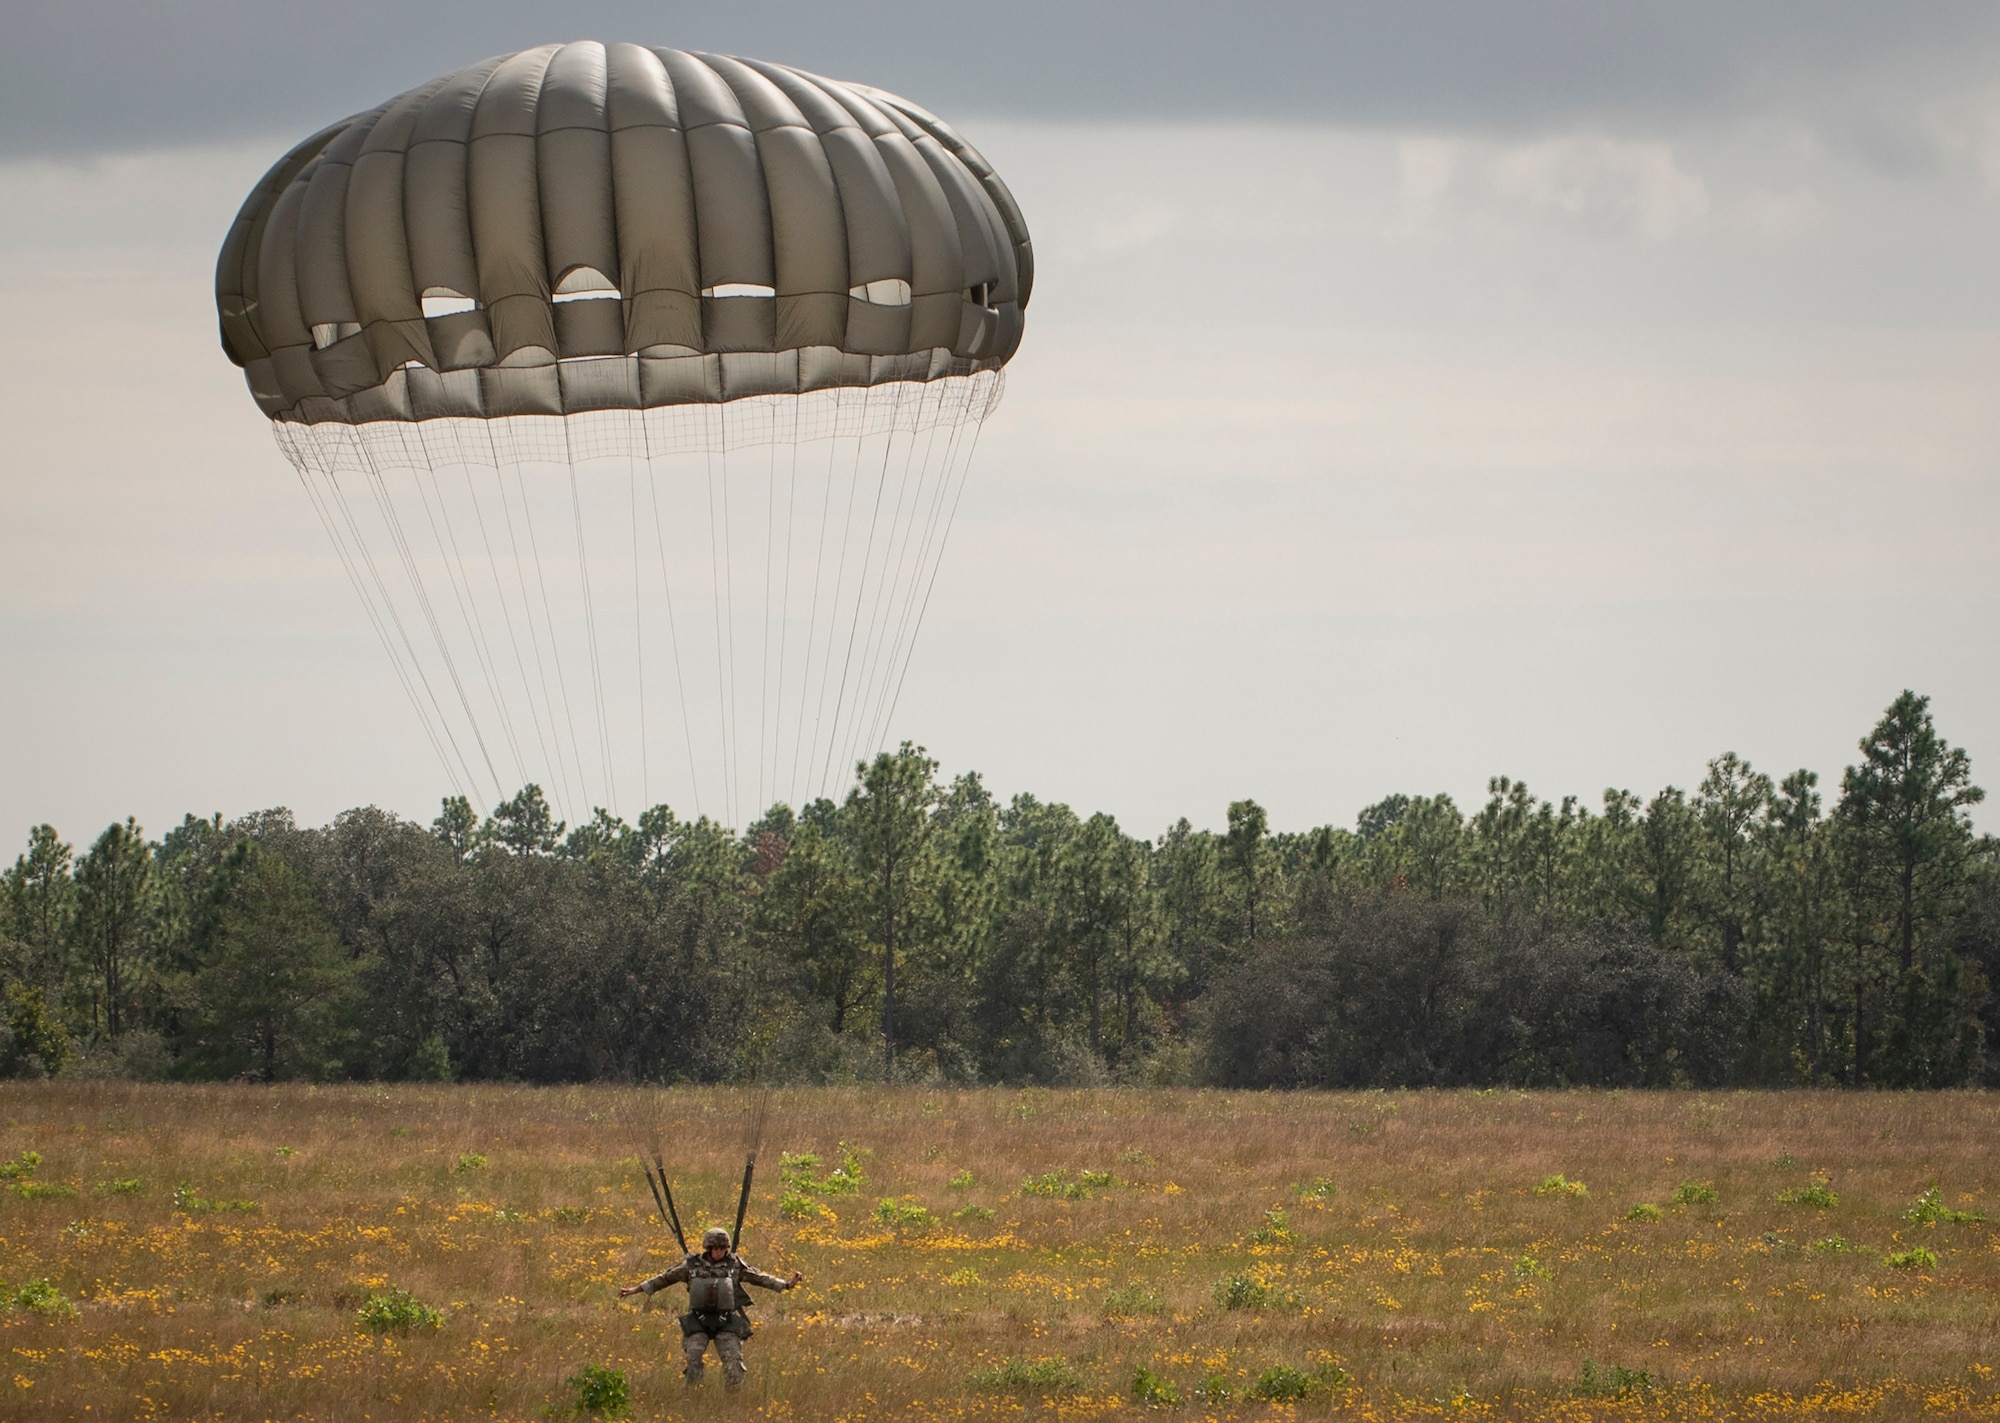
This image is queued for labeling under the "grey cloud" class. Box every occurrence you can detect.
[6,1,2000,157]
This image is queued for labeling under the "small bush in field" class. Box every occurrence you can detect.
[1811,1235,1853,1253]
[1905,1186,1983,1226]
[1672,1180,1718,1206]
[1021,1168,1111,1200]
[549,1206,588,1225]
[947,1169,974,1189]
[96,1178,144,1196]
[1885,1246,1938,1271]
[951,1204,994,1222]
[1249,1365,1316,1401]
[969,1356,1083,1392]
[1626,1203,1663,1222]
[0,1151,41,1181]
[1105,1284,1163,1317]
[873,1197,934,1229]
[1251,1207,1292,1245]
[1131,1363,1180,1405]
[11,1278,78,1318]
[1537,1174,1588,1198]
[1777,1176,1839,1209]
[1575,1359,1656,1397]
[13,1180,77,1200]
[174,1185,257,1214]
[780,1190,830,1220]
[1514,1255,1552,1280]
[357,1287,443,1333]
[1292,1176,1337,1203]
[565,1362,629,1416]
[452,1153,487,1174]
[1214,1273,1297,1311]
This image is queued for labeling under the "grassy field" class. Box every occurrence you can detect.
[0,1084,1994,1421]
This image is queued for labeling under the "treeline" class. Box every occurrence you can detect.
[2,691,1994,1088]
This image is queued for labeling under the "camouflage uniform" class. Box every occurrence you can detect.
[637,1237,795,1388]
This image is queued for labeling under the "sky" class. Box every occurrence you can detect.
[4,1,2000,843]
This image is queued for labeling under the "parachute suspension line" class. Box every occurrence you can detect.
[756,432,777,818]
[404,429,530,790]
[454,452,563,822]
[559,418,619,819]
[787,410,848,806]
[818,383,911,800]
[492,423,591,824]
[704,414,738,828]
[771,401,802,811]
[283,431,469,804]
[352,429,506,803]
[877,403,992,747]
[802,406,866,800]
[869,384,982,754]
[628,434,649,812]
[859,385,967,757]
[841,380,948,776]
[638,411,705,822]
[470,417,578,825]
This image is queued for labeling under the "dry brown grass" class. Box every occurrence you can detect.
[0,1083,1994,1421]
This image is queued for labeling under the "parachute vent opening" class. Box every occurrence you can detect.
[311,322,362,350]
[967,282,993,309]
[701,283,776,299]
[850,279,912,307]
[554,267,620,300]
[421,293,479,318]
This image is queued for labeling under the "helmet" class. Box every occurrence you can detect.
[702,1227,733,1251]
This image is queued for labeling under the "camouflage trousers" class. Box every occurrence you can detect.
[683,1330,745,1387]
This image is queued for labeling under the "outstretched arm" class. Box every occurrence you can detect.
[738,1262,806,1291]
[617,1258,693,1298]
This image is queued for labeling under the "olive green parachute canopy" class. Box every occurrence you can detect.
[214,44,1030,826]
[216,41,1032,423]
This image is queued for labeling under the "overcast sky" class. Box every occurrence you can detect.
[4,2,2000,842]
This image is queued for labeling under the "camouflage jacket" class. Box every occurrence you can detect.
[639,1252,791,1308]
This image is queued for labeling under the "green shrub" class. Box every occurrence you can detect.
[969,1356,1083,1392]
[1292,1176,1338,1203]
[12,1181,77,1200]
[452,1153,487,1174]
[1020,1168,1110,1200]
[1251,1207,1292,1245]
[1626,1203,1663,1222]
[11,1278,78,1318]
[1536,1173,1588,1198]
[1671,1180,1718,1206]
[872,1197,934,1229]
[780,1190,830,1221]
[173,1185,258,1214]
[1885,1246,1938,1271]
[1777,1176,1838,1209]
[1249,1365,1316,1401]
[951,1204,994,1222]
[1131,1364,1181,1406]
[947,1169,975,1190]
[1575,1359,1656,1397]
[1513,1255,1552,1280]
[1104,1284,1164,1317]
[96,1178,145,1196]
[780,1143,868,1196]
[1810,1235,1853,1253]
[1196,1372,1235,1400]
[1215,1273,1291,1311]
[357,1287,443,1332]
[1905,1187,1984,1227]
[549,1206,589,1225]
[565,1362,629,1417]
[0,1151,42,1181]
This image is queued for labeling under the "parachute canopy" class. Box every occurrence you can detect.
[216,41,1031,424]
[215,44,1030,830]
